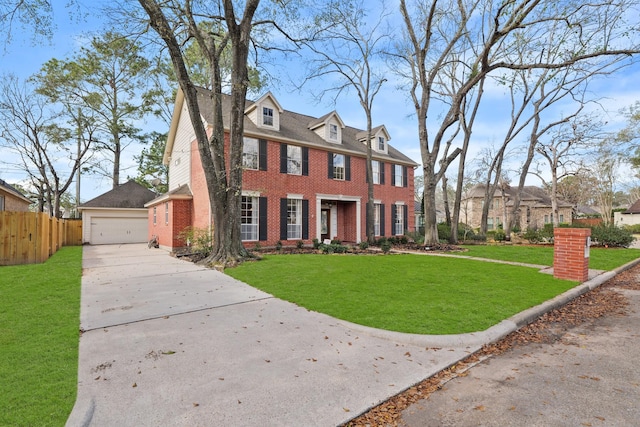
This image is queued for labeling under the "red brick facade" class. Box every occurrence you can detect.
[146,90,417,251]
[553,228,591,282]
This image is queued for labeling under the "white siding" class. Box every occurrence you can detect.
[168,105,194,191]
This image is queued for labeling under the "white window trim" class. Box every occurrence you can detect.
[287,145,303,175]
[333,153,345,180]
[242,137,259,170]
[241,195,259,241]
[287,198,302,240]
[394,164,403,187]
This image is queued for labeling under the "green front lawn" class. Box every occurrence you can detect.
[226,254,578,335]
[0,247,82,427]
[461,245,640,271]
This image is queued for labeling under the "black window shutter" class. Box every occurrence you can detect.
[403,166,408,188]
[380,204,386,236]
[302,147,309,176]
[259,139,268,171]
[345,155,351,181]
[380,162,385,185]
[259,197,268,241]
[327,152,334,179]
[302,199,309,239]
[391,164,396,186]
[403,205,409,234]
[280,144,287,173]
[280,198,288,240]
[391,204,397,235]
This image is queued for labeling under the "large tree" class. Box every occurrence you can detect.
[138,0,284,265]
[34,31,154,190]
[394,0,640,245]
[0,74,94,217]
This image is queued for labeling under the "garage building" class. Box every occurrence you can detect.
[79,180,157,245]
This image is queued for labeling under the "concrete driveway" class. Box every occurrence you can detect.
[66,244,477,426]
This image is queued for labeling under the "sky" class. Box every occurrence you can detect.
[1,0,639,203]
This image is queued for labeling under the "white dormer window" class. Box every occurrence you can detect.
[263,107,274,126]
[329,124,338,140]
[378,136,385,151]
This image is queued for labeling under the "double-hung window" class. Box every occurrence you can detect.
[378,136,385,151]
[263,107,274,126]
[333,153,345,180]
[241,196,259,241]
[374,204,381,236]
[329,124,338,140]
[372,160,380,184]
[165,202,169,225]
[287,145,302,175]
[394,164,403,187]
[394,204,405,235]
[287,198,302,239]
[243,137,259,170]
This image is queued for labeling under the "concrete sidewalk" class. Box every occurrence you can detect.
[66,244,637,426]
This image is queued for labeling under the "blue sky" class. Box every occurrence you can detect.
[1,0,639,202]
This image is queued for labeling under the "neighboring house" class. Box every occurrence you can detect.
[462,184,573,230]
[614,199,640,227]
[145,88,418,251]
[79,180,157,245]
[0,179,32,212]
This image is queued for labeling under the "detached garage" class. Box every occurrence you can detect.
[79,180,157,245]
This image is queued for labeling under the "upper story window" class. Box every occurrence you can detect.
[393,164,403,187]
[243,137,259,170]
[329,124,338,140]
[378,136,385,151]
[263,107,274,126]
[287,145,302,175]
[333,154,345,180]
[372,160,380,184]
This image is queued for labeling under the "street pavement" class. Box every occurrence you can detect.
[66,244,638,427]
[399,285,640,426]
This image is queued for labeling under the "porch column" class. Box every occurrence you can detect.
[315,196,322,241]
[356,199,361,243]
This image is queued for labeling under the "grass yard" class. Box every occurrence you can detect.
[226,254,578,335]
[461,244,640,271]
[0,247,82,427]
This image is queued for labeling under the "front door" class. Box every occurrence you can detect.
[321,208,331,241]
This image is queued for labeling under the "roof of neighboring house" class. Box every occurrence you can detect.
[79,180,157,209]
[624,199,640,214]
[463,184,573,208]
[0,179,32,204]
[167,87,418,167]
[576,205,600,216]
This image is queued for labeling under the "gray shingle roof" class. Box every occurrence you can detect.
[624,199,640,214]
[80,180,157,209]
[194,88,418,166]
[0,179,32,203]
[464,183,573,208]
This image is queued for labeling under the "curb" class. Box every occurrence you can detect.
[337,257,640,349]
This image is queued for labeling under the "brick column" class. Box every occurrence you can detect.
[553,228,591,282]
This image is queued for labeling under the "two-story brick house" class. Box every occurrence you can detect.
[462,184,573,231]
[145,88,418,251]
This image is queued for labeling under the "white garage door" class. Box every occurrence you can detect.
[90,217,149,245]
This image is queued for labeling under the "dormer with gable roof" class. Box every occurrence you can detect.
[308,111,346,144]
[357,125,390,155]
[245,92,284,131]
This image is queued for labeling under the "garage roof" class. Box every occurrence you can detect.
[80,180,157,209]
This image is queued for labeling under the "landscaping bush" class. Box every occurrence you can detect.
[523,228,542,244]
[494,230,506,242]
[275,240,283,251]
[320,243,348,254]
[624,224,640,234]
[358,241,369,250]
[312,238,321,249]
[296,240,304,249]
[380,240,392,253]
[590,224,634,248]
[179,226,212,256]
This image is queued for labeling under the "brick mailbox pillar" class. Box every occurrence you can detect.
[553,228,591,282]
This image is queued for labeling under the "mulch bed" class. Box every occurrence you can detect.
[342,263,640,427]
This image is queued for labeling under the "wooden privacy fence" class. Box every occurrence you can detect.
[0,212,82,266]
